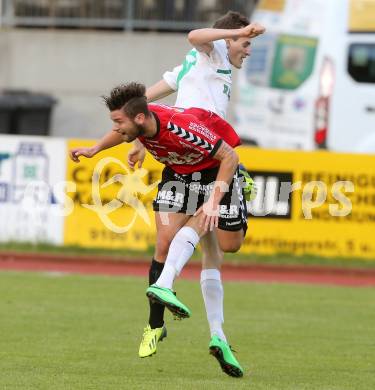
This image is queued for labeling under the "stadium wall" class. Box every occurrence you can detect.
[1,29,236,139]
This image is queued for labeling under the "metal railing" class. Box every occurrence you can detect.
[0,0,257,31]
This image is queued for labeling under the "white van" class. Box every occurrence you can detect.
[234,0,375,153]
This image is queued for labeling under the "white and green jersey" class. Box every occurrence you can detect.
[163,39,232,119]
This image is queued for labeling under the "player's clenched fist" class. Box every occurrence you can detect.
[239,22,265,38]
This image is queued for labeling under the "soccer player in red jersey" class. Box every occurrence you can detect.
[70,82,247,376]
[69,14,265,373]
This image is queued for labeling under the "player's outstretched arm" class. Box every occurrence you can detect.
[94,129,124,152]
[188,23,265,54]
[70,79,174,164]
[69,145,96,162]
[69,130,124,162]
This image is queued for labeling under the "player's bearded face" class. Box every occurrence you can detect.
[128,120,146,140]
[119,120,145,142]
[110,110,145,142]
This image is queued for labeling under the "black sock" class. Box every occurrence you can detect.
[148,258,165,329]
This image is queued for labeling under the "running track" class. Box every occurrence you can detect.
[1,251,375,287]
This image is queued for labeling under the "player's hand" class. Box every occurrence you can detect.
[194,200,220,233]
[127,145,146,169]
[69,147,96,163]
[239,23,266,38]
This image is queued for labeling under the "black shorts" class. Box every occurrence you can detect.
[153,166,248,233]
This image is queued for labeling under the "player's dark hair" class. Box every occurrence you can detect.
[102,82,150,118]
[213,11,249,29]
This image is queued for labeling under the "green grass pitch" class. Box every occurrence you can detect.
[0,271,374,390]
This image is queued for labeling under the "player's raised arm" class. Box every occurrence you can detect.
[188,23,265,54]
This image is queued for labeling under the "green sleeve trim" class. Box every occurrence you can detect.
[176,49,198,88]
[216,69,232,74]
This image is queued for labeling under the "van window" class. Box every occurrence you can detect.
[270,35,318,90]
[348,44,375,83]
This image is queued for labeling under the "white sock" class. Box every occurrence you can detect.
[155,226,200,290]
[200,268,226,342]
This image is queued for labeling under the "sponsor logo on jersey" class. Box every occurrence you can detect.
[157,190,184,205]
[219,204,239,218]
[178,140,196,150]
[188,122,217,142]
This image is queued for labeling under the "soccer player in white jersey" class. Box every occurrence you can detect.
[139,12,263,373]
[164,16,243,119]
[69,11,264,376]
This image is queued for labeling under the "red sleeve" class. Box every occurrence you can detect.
[167,113,223,157]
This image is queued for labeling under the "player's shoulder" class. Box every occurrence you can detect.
[149,103,184,115]
[213,39,227,50]
[149,103,173,114]
[205,39,229,65]
[149,104,186,126]
[185,47,198,59]
[212,39,228,56]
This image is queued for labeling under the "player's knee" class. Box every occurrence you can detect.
[219,238,242,253]
[217,228,244,253]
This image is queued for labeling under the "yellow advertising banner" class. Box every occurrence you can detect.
[237,147,375,260]
[64,140,163,250]
[349,0,375,32]
[65,141,375,260]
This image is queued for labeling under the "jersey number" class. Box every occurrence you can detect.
[161,152,202,165]
[223,84,231,99]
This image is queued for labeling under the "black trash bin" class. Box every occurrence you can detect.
[0,94,16,134]
[0,90,57,136]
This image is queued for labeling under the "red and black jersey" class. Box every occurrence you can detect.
[138,104,241,174]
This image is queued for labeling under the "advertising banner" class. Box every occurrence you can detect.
[64,140,162,250]
[237,147,375,259]
[64,139,375,260]
[0,135,66,244]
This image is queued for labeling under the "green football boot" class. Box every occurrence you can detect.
[209,335,244,378]
[146,284,191,319]
[239,164,257,202]
[138,324,167,358]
